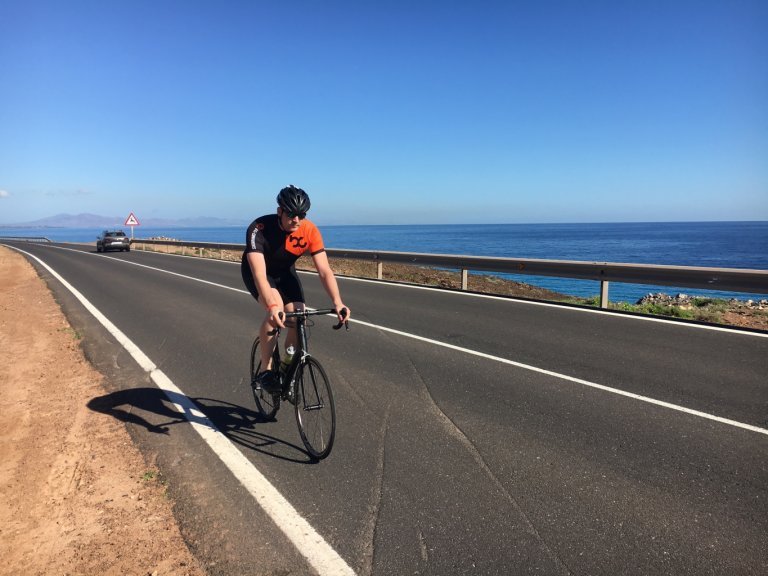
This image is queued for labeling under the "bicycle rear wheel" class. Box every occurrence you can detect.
[250,337,280,420]
[294,357,336,459]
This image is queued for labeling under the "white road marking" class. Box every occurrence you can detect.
[48,243,768,338]
[24,243,768,437]
[348,318,768,437]
[320,272,768,338]
[6,245,356,576]
[17,243,768,438]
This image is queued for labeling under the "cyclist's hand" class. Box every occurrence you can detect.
[269,308,286,329]
[333,305,350,330]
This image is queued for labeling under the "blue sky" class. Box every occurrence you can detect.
[1,0,766,225]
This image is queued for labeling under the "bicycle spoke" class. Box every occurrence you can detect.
[295,357,336,459]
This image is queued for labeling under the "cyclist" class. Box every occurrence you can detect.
[241,185,350,392]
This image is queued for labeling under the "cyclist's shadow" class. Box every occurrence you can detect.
[87,387,316,464]
[194,396,318,464]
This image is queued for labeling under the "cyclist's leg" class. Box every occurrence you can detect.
[243,263,283,372]
[258,287,284,371]
[280,268,305,354]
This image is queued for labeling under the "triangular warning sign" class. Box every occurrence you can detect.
[125,212,140,226]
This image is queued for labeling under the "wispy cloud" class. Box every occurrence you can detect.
[0,190,10,198]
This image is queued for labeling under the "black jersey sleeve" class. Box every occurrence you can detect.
[245,217,268,254]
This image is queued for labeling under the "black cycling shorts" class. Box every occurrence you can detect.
[241,258,305,304]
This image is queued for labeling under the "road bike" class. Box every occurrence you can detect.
[250,308,348,460]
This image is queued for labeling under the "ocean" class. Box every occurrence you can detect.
[2,221,767,303]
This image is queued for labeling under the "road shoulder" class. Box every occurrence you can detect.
[0,245,206,575]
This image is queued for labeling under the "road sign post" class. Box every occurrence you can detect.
[124,212,140,239]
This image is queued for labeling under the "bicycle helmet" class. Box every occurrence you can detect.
[276,185,311,215]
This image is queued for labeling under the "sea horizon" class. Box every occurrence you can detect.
[2,218,767,229]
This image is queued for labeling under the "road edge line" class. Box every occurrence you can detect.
[6,244,357,576]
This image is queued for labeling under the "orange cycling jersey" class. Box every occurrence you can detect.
[243,214,325,276]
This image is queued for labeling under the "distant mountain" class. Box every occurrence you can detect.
[3,213,123,228]
[2,213,248,228]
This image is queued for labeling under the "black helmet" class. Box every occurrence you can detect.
[277,185,311,215]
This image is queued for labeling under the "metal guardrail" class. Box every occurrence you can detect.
[131,238,768,308]
[0,236,53,243]
[131,238,243,257]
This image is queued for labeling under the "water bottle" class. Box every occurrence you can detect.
[280,345,295,373]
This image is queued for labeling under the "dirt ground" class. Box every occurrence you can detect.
[0,246,205,576]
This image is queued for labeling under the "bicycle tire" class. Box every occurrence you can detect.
[294,357,336,459]
[250,337,280,420]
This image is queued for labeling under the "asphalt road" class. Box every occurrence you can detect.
[6,241,768,576]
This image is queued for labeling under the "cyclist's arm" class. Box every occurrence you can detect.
[246,252,285,327]
[311,251,350,322]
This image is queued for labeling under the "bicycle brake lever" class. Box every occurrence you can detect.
[266,312,285,336]
[332,308,350,331]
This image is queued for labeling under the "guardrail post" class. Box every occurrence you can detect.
[377,261,383,280]
[461,269,468,290]
[600,280,610,308]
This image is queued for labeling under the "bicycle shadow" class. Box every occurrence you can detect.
[194,396,319,464]
[87,387,317,464]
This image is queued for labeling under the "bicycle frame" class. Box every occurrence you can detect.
[250,307,347,459]
[279,317,309,398]
[275,308,341,400]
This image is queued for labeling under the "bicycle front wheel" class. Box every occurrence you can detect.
[250,337,280,420]
[294,357,336,459]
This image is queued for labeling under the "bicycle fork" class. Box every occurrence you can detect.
[298,360,325,411]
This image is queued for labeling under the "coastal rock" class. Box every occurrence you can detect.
[637,292,767,310]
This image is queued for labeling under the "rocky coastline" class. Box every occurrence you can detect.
[637,292,768,310]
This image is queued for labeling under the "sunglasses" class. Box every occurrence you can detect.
[281,209,306,220]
